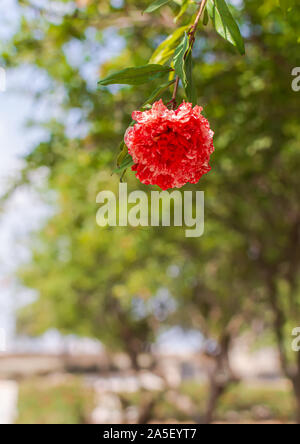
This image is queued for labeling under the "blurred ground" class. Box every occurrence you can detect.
[13,375,294,424]
[0,380,18,424]
[0,348,295,424]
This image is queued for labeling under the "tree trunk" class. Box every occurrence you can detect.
[291,376,300,424]
[292,352,300,424]
[295,389,300,425]
[202,334,238,424]
[203,376,227,424]
[267,276,300,423]
[127,348,140,371]
[137,393,159,424]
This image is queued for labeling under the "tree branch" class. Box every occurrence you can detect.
[171,0,208,108]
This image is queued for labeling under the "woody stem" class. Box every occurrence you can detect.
[171,76,180,104]
[171,0,208,109]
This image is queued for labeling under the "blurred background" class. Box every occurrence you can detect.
[0,0,300,424]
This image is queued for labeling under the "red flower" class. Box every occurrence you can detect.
[124,100,214,190]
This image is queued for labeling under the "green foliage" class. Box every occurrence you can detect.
[142,79,176,106]
[174,0,190,23]
[203,8,209,26]
[279,0,295,13]
[17,378,95,425]
[184,52,197,105]
[173,32,189,87]
[113,154,134,174]
[98,64,173,86]
[121,381,295,423]
[207,0,245,55]
[144,0,173,14]
[116,141,129,169]
[149,26,189,65]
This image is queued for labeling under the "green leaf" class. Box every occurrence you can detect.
[98,64,173,86]
[116,141,128,168]
[142,80,176,108]
[203,8,209,26]
[207,0,245,55]
[173,32,189,87]
[149,26,189,65]
[113,154,134,174]
[184,52,197,105]
[174,0,190,23]
[144,0,172,14]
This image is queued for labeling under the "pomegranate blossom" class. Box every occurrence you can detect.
[125,100,215,190]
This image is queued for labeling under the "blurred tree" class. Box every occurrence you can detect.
[167,221,258,423]
[197,0,300,422]
[1,0,183,368]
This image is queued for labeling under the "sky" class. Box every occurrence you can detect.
[0,0,49,346]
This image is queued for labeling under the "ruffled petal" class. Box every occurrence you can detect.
[125,100,215,190]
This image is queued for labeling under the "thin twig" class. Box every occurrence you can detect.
[190,0,208,43]
[171,76,180,105]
